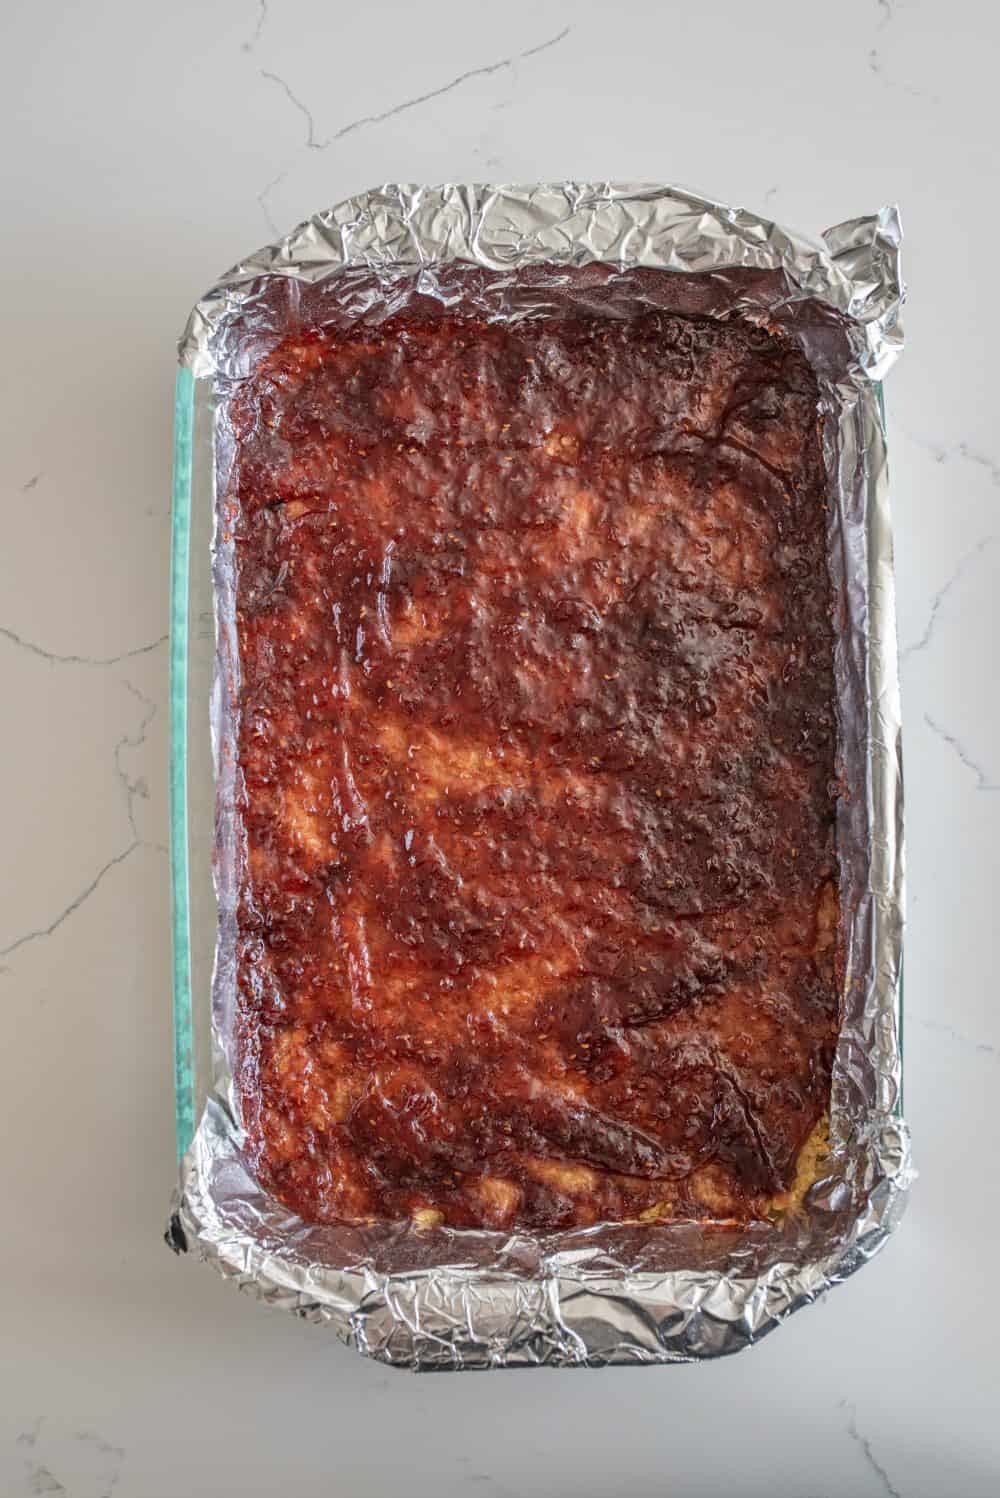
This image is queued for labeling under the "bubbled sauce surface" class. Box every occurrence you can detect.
[228,295,840,1231]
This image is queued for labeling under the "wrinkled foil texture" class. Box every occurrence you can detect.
[169,183,911,1369]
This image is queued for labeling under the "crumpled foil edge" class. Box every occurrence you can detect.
[169,182,912,1369]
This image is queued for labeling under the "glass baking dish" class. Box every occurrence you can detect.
[167,186,912,1371]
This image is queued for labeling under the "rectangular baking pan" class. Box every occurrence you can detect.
[167,184,911,1368]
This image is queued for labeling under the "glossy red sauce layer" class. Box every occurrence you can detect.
[228,295,839,1231]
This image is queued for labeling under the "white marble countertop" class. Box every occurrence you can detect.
[2,0,997,1493]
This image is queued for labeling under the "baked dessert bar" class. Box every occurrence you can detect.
[228,285,839,1230]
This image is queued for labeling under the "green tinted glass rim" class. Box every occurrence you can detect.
[170,366,196,1160]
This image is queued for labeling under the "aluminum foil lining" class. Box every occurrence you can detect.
[169,183,911,1369]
